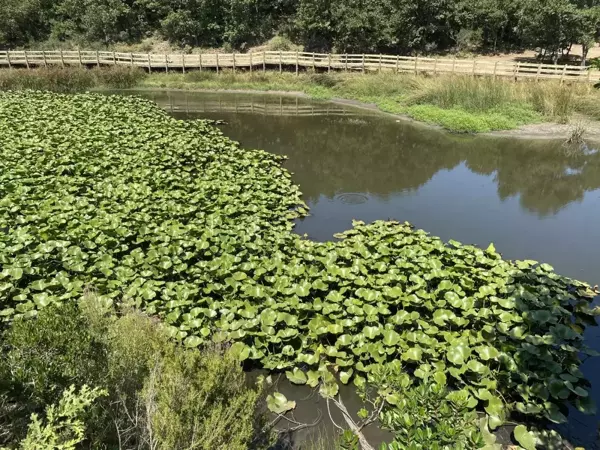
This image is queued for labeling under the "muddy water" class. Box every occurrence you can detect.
[137,90,600,448]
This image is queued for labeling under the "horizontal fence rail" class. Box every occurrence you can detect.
[0,50,599,82]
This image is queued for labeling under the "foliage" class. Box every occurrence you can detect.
[0,67,146,92]
[142,344,263,450]
[1,0,599,59]
[0,295,269,449]
[17,385,105,450]
[370,363,483,450]
[1,303,106,407]
[0,92,599,448]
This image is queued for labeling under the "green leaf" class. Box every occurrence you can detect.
[447,343,470,365]
[267,392,296,415]
[382,329,400,346]
[513,425,536,450]
[402,347,422,361]
[229,342,250,361]
[286,368,308,385]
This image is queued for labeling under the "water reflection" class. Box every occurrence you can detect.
[147,91,600,218]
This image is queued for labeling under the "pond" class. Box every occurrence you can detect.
[136,90,600,448]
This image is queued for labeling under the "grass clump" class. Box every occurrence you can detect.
[0,67,146,92]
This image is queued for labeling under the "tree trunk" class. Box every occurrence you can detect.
[582,43,589,66]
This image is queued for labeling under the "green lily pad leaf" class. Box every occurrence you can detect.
[467,359,488,374]
[306,370,320,388]
[476,346,499,361]
[336,334,353,346]
[327,323,344,334]
[447,343,470,365]
[382,329,400,347]
[339,368,353,384]
[362,326,381,339]
[319,379,339,398]
[33,293,51,307]
[184,336,202,348]
[267,392,296,415]
[514,425,536,450]
[5,267,23,280]
[402,347,422,362]
[286,368,308,385]
[229,342,250,361]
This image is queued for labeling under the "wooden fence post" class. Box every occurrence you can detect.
[199,53,203,71]
[6,51,11,69]
[535,63,541,81]
[147,54,151,73]
[250,52,253,72]
[60,50,65,68]
[263,51,266,72]
[216,53,219,74]
[24,51,29,69]
[129,53,133,67]
[379,54,382,73]
[296,51,299,75]
[279,50,282,73]
[182,54,186,74]
[42,51,47,68]
[452,56,456,74]
[165,54,169,73]
[560,64,567,83]
[362,54,365,73]
[514,62,519,81]
[78,49,83,66]
[414,56,418,74]
[345,54,348,72]
[313,53,316,71]
[433,57,438,75]
[232,52,235,73]
[97,50,101,69]
[396,55,399,74]
[112,52,116,66]
[493,61,498,79]
[471,59,476,76]
[328,53,331,72]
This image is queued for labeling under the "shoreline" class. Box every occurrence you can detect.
[125,85,600,142]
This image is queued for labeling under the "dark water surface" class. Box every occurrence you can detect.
[137,90,600,447]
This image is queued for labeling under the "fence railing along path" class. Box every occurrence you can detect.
[1,50,599,82]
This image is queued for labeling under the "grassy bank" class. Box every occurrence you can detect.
[2,67,600,132]
[142,71,600,133]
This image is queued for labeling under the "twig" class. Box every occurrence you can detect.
[326,397,345,431]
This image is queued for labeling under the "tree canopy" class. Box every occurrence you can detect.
[1,0,599,60]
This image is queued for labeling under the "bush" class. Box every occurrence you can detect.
[19,385,106,450]
[0,297,269,449]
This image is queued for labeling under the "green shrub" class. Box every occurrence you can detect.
[19,385,106,450]
[0,297,269,449]
[1,303,106,407]
[143,346,263,450]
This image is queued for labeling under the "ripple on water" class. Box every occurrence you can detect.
[335,192,369,205]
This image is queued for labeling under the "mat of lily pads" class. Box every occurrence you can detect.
[0,91,598,432]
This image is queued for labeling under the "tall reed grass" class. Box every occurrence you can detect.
[0,67,147,92]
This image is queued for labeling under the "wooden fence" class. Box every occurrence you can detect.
[1,50,599,82]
